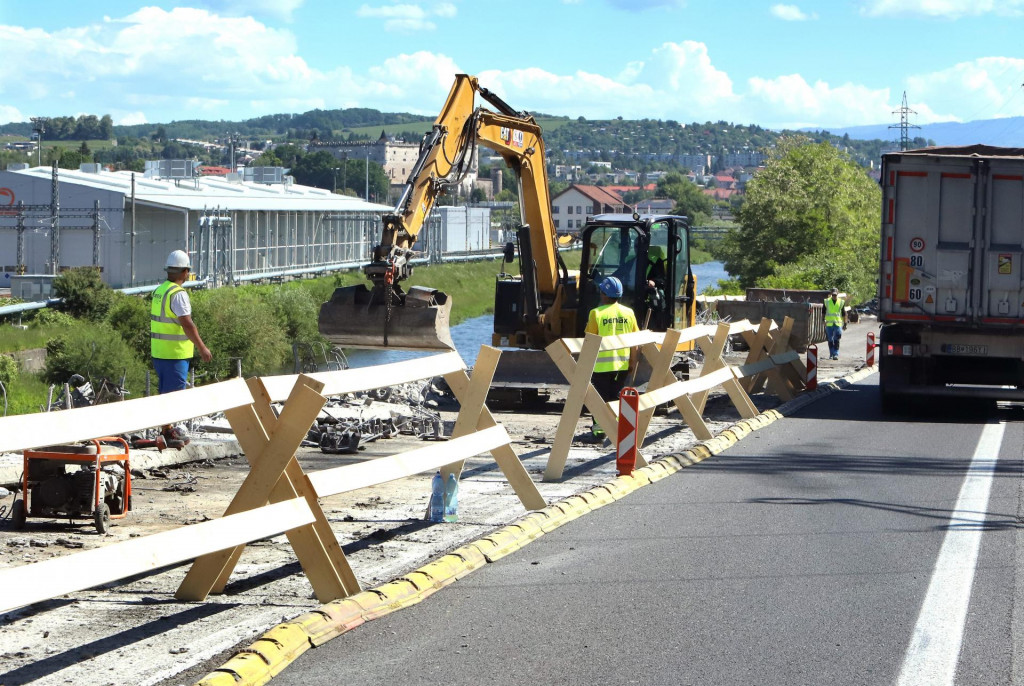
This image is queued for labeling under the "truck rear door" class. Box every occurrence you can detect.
[881,153,1024,327]
[981,159,1024,323]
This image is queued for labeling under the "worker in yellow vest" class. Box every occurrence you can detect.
[824,287,848,360]
[585,277,639,439]
[151,250,212,394]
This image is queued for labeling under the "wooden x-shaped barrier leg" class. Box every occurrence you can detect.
[739,318,776,394]
[692,322,733,414]
[544,334,643,482]
[439,346,546,511]
[176,374,358,603]
[632,329,680,450]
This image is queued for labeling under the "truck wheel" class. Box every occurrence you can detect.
[94,503,111,535]
[11,499,26,530]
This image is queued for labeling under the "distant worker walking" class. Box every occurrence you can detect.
[585,277,639,438]
[151,250,212,394]
[824,287,848,360]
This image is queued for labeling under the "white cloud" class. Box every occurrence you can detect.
[356,3,457,31]
[0,105,25,125]
[770,4,816,20]
[859,0,1024,18]
[200,0,306,22]
[906,57,1024,120]
[114,111,148,126]
[746,74,897,128]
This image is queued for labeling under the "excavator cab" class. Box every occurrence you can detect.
[577,214,695,335]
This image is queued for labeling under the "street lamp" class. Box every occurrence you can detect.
[331,167,340,194]
[365,148,370,201]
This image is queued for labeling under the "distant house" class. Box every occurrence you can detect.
[633,198,676,214]
[604,184,657,195]
[550,184,626,233]
[713,175,738,190]
[702,188,737,201]
[309,130,428,187]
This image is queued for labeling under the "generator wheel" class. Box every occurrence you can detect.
[11,499,26,530]
[94,503,111,535]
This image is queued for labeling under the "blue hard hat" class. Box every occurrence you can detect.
[599,276,623,298]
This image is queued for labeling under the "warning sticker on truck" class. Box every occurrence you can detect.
[998,253,1013,275]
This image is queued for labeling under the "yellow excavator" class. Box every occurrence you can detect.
[319,74,696,390]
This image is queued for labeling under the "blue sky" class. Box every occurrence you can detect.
[1,0,1022,131]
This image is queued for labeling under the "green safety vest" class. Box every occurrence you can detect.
[150,281,194,359]
[824,298,845,326]
[591,302,638,373]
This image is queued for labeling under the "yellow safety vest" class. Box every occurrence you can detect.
[588,302,638,373]
[824,298,845,326]
[150,281,194,359]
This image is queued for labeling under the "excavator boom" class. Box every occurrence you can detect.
[318,73,559,351]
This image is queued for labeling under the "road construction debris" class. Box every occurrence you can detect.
[293,378,449,454]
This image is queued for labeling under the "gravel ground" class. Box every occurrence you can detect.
[0,317,878,686]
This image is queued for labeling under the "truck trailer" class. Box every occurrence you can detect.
[878,145,1024,410]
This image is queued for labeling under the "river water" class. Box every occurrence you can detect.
[344,260,731,368]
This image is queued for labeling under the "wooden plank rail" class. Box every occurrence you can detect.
[0,498,315,614]
[258,352,466,402]
[0,377,254,455]
[308,425,511,496]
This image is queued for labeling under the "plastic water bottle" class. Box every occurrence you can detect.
[443,472,459,522]
[428,471,444,522]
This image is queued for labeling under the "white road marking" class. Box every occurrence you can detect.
[896,421,1006,686]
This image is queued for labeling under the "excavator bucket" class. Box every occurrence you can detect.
[318,284,456,351]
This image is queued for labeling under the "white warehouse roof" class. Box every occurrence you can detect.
[9,166,392,213]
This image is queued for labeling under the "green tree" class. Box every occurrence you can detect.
[43,320,149,394]
[189,287,291,379]
[53,267,115,321]
[656,172,714,223]
[106,293,151,361]
[719,137,880,302]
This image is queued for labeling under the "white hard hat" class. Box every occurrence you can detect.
[165,250,191,269]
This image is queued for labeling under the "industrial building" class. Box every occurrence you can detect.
[0,163,495,299]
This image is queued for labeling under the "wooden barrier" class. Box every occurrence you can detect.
[0,346,545,611]
[543,318,806,481]
[177,346,545,601]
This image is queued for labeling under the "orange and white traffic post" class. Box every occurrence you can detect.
[616,387,640,476]
[806,344,817,391]
[866,332,876,367]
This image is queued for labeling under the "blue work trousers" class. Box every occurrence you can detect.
[153,358,189,394]
[825,325,843,358]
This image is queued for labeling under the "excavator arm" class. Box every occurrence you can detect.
[319,73,564,350]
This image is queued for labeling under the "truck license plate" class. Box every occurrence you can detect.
[942,344,988,355]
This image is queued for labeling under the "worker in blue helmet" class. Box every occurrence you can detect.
[584,276,639,439]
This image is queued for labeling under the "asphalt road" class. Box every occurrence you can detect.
[273,375,1024,686]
